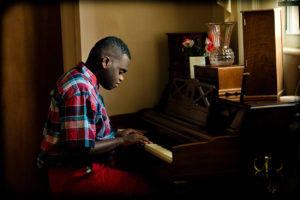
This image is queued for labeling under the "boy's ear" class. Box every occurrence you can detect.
[101,56,112,69]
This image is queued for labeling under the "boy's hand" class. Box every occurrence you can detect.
[116,128,146,137]
[118,133,152,147]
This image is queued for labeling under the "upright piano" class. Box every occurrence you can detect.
[111,78,299,195]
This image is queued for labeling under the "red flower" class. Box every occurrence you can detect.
[206,43,214,52]
[207,35,213,42]
[182,38,194,48]
[205,35,214,53]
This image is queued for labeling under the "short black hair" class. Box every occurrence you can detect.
[85,36,131,70]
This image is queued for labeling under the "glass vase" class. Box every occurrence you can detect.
[206,22,236,66]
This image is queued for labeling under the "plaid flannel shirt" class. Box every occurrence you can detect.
[37,62,115,168]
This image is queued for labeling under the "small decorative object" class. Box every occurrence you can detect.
[188,57,205,78]
[253,156,283,194]
[182,38,212,78]
[206,22,236,66]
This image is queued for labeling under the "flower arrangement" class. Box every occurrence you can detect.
[182,38,204,57]
[182,36,214,57]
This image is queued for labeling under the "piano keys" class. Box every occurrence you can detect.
[144,143,173,164]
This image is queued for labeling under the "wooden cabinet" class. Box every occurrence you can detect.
[167,33,207,80]
[241,8,284,100]
[194,65,244,96]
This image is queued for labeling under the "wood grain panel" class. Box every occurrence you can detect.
[1,1,63,194]
[243,10,276,95]
[194,65,244,96]
[242,9,284,99]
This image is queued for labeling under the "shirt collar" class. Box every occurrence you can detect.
[77,62,98,88]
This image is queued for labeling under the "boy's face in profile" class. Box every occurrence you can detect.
[99,54,130,90]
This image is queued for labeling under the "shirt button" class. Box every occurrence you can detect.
[86,166,92,174]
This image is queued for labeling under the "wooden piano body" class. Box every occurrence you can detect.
[111,79,298,195]
[113,78,250,182]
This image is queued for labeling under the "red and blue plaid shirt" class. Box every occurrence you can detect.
[37,62,115,168]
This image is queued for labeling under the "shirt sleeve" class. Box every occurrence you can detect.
[61,94,96,148]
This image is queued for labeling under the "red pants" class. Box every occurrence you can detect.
[48,162,155,197]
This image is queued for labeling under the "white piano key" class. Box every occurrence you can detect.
[144,143,173,163]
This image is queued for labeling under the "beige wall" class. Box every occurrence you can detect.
[60,0,300,114]
[224,1,239,65]
[78,0,224,116]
